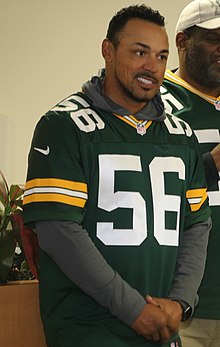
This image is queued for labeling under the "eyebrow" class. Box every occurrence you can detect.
[134,42,169,54]
[203,30,220,37]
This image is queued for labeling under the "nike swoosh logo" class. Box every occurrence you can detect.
[34,146,50,155]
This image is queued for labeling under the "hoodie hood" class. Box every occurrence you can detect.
[82,69,166,121]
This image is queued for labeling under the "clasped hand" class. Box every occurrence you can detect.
[131,296,182,343]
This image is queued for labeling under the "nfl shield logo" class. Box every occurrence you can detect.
[214,100,220,111]
[136,122,146,136]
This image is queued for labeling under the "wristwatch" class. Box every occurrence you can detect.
[175,300,192,321]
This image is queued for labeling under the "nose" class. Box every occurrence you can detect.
[143,54,159,73]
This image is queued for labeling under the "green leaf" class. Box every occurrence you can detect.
[0,185,8,207]
[0,170,9,197]
[0,214,10,231]
[10,184,23,201]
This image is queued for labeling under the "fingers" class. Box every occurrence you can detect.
[146,296,182,332]
[144,296,180,340]
[146,332,160,342]
[131,303,174,344]
[158,326,172,344]
[144,325,171,343]
[146,295,164,310]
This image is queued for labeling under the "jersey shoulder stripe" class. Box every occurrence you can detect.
[186,188,208,212]
[23,178,88,208]
[50,93,90,113]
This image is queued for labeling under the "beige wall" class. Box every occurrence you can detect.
[1,0,191,184]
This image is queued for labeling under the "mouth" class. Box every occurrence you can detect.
[136,75,158,88]
[213,56,220,64]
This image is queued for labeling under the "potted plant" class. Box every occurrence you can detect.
[0,169,34,283]
[0,170,46,347]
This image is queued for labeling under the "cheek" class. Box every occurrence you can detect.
[157,64,167,81]
[116,60,134,80]
[195,44,210,60]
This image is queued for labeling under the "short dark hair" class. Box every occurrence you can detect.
[106,4,165,47]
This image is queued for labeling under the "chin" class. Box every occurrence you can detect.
[141,93,156,101]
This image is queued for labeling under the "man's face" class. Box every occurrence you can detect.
[103,19,169,111]
[185,27,220,88]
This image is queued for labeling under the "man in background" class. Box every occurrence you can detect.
[161,0,220,346]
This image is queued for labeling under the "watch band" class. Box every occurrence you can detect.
[174,300,192,321]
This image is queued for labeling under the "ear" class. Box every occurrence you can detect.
[176,32,187,50]
[102,39,114,62]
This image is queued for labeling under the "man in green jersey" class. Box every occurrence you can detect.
[161,0,220,346]
[23,5,211,347]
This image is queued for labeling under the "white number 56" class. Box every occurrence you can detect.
[97,154,185,247]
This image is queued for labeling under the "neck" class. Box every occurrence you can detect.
[102,79,148,115]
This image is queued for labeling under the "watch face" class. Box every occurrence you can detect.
[182,306,192,321]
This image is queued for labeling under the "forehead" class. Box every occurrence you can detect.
[195,26,220,38]
[119,18,168,48]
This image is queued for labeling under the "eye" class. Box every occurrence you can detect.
[158,54,168,61]
[136,50,146,57]
[207,38,219,44]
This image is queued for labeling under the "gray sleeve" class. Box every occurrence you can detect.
[35,220,146,325]
[168,217,211,310]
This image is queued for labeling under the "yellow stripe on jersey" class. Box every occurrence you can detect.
[23,178,88,207]
[114,113,153,130]
[25,178,87,192]
[23,193,86,207]
[186,188,208,212]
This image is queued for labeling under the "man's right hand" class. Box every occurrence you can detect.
[131,303,177,343]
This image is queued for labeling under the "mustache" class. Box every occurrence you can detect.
[211,53,220,63]
[135,71,159,84]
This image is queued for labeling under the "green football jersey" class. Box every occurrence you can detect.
[162,69,220,319]
[23,92,210,347]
